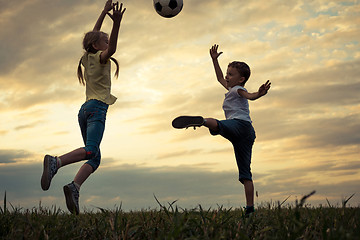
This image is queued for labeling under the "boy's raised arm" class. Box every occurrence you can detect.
[210,44,228,90]
[238,80,271,100]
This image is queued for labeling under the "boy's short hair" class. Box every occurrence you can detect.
[228,61,251,83]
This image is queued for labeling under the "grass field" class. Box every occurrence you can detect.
[1,192,359,239]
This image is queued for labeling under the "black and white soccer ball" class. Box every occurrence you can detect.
[153,0,183,18]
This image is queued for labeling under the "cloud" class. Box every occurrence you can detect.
[249,58,360,149]
[0,130,7,136]
[254,109,360,146]
[14,121,44,131]
[133,57,360,150]
[255,159,360,204]
[2,0,359,112]
[0,0,359,212]
[0,0,89,75]
[0,87,80,110]
[0,149,34,164]
[1,160,359,212]
[156,149,204,160]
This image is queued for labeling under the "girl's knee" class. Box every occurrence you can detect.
[85,158,100,172]
[84,145,99,159]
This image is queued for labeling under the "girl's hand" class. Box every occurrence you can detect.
[93,0,114,31]
[210,44,223,60]
[107,2,126,22]
[104,0,113,13]
[258,80,271,96]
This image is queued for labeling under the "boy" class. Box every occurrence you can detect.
[172,44,271,217]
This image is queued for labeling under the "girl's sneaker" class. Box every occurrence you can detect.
[41,155,58,191]
[63,182,80,215]
[245,206,255,218]
[172,116,205,129]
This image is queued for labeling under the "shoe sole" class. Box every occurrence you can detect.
[63,185,79,215]
[172,116,204,129]
[41,155,51,191]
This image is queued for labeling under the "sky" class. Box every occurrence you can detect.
[0,0,359,212]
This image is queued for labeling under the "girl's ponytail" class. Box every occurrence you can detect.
[110,57,119,78]
[77,57,85,85]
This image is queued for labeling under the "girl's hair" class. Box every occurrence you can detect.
[228,61,251,84]
[77,31,119,85]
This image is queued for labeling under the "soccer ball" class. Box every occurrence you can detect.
[153,0,183,18]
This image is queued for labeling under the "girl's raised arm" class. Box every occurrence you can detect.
[93,0,114,31]
[100,2,126,63]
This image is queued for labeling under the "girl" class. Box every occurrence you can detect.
[41,0,126,214]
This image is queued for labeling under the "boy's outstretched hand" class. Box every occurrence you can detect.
[258,80,271,96]
[210,44,223,60]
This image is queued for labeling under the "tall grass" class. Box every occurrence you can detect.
[1,191,359,239]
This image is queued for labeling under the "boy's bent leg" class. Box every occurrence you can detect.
[204,118,219,132]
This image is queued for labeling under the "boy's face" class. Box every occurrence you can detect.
[225,66,245,88]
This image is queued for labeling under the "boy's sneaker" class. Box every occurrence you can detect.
[63,182,80,215]
[172,116,205,129]
[245,206,255,218]
[41,155,58,191]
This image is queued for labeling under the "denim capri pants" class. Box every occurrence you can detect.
[78,99,108,171]
[210,119,256,183]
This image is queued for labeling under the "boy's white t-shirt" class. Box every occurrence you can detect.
[222,85,252,123]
